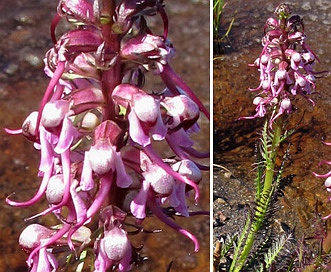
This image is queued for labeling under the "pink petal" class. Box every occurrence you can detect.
[114,152,132,188]
[54,117,78,154]
[128,111,150,146]
[130,180,150,219]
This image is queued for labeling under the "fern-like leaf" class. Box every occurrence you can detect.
[262,232,294,270]
[231,210,252,265]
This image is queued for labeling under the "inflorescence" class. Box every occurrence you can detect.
[5,1,209,271]
[239,3,328,127]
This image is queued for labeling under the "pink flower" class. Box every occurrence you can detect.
[130,150,174,219]
[112,83,167,147]
[165,159,202,217]
[94,206,132,272]
[240,3,328,127]
[121,33,174,72]
[95,226,132,272]
[161,94,200,131]
[82,120,132,188]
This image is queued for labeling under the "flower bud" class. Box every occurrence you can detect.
[94,120,122,146]
[81,112,101,131]
[274,3,291,20]
[22,111,39,141]
[121,33,174,69]
[288,31,304,42]
[59,0,95,24]
[70,87,104,114]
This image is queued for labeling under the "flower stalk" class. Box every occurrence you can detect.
[231,117,283,272]
[262,116,283,198]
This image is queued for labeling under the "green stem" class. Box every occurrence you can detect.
[230,117,283,272]
[262,117,283,197]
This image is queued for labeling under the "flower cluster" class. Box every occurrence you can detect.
[240,3,327,127]
[6,1,209,271]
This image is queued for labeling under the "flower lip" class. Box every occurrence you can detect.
[280,98,291,111]
[46,174,65,204]
[145,164,174,197]
[41,100,71,130]
[86,121,128,176]
[172,159,202,183]
[102,227,131,262]
[140,152,174,197]
[87,141,115,175]
[133,94,159,124]
[260,54,269,64]
[112,83,146,107]
[19,224,54,253]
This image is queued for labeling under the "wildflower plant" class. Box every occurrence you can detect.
[214,3,328,271]
[239,3,327,126]
[5,0,209,271]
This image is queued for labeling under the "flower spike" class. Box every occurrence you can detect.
[6,1,208,270]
